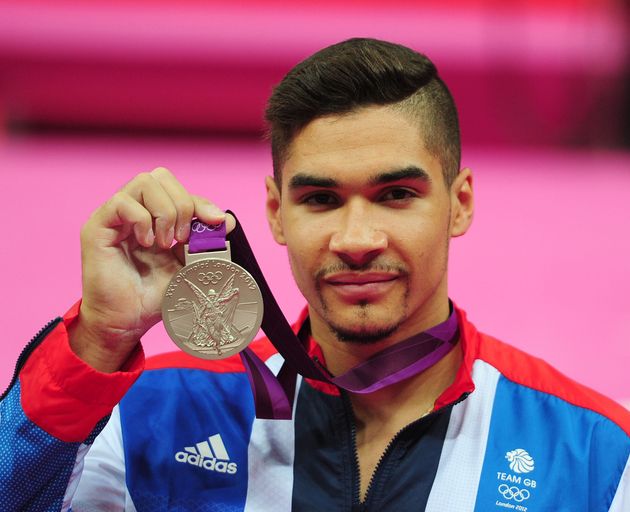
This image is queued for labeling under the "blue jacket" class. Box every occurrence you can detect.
[1,303,629,511]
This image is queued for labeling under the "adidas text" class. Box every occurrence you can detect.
[175,452,238,474]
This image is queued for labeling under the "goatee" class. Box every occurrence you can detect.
[328,304,405,345]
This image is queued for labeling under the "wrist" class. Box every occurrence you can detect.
[67,311,140,373]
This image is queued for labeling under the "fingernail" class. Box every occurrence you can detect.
[167,226,175,244]
[203,205,225,219]
[146,230,155,245]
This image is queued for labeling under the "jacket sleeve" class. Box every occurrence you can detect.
[0,303,144,511]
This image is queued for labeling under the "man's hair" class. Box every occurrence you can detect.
[265,38,461,187]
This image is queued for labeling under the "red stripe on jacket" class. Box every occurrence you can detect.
[20,301,145,443]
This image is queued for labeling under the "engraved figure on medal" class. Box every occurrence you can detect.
[162,258,263,360]
[176,274,239,353]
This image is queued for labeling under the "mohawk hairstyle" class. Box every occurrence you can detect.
[265,38,461,187]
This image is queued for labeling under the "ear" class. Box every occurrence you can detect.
[449,168,474,237]
[265,175,286,245]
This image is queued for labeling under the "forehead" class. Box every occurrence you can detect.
[281,105,441,187]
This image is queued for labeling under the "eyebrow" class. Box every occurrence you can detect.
[288,166,431,191]
[368,166,431,186]
[288,174,338,190]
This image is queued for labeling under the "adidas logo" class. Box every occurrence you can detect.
[174,434,238,474]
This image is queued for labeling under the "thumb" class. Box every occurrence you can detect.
[191,195,236,234]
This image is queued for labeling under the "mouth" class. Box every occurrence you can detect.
[322,272,400,302]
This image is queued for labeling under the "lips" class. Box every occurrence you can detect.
[325,272,399,285]
[323,272,400,301]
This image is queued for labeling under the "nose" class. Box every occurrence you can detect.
[329,198,388,267]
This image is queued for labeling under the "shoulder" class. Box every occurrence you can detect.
[475,327,630,436]
[456,307,630,436]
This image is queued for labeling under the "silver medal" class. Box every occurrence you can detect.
[162,242,264,359]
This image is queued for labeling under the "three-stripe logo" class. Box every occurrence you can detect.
[175,434,238,474]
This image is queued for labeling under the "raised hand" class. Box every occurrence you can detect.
[68,167,235,372]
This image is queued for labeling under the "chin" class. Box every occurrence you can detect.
[317,295,404,341]
[326,314,404,345]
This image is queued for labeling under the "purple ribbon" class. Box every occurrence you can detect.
[189,217,459,420]
[188,220,226,253]
[325,317,458,394]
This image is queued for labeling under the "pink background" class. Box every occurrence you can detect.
[0,0,628,408]
[1,137,628,405]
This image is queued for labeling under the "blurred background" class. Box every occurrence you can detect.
[0,0,628,406]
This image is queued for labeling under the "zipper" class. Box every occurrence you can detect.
[360,423,402,505]
[0,317,62,401]
[341,390,363,508]
[343,390,471,508]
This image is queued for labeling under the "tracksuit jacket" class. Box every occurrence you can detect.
[1,302,629,511]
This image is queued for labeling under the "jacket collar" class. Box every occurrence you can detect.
[295,303,479,409]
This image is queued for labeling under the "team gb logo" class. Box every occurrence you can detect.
[505,449,535,474]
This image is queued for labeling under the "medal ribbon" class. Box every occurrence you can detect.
[188,216,459,420]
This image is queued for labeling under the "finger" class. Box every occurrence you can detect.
[191,195,236,234]
[224,212,236,234]
[94,193,155,247]
[149,167,195,243]
[123,173,178,249]
[171,241,185,265]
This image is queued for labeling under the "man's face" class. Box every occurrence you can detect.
[266,105,472,344]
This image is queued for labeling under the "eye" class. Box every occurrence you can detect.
[379,188,417,202]
[302,192,339,207]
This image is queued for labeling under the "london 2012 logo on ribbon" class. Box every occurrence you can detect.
[192,220,221,233]
[494,448,537,510]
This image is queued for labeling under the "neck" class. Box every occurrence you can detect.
[349,341,461,430]
[310,297,451,377]
[311,299,460,430]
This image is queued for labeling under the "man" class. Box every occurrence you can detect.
[1,38,628,511]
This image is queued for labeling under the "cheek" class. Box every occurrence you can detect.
[283,220,329,265]
[286,245,315,284]
[285,247,321,303]
[284,227,331,294]
[401,222,449,270]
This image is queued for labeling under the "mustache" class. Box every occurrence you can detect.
[315,261,409,280]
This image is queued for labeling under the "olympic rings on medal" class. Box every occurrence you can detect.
[192,221,222,233]
[198,271,223,285]
[498,484,530,502]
